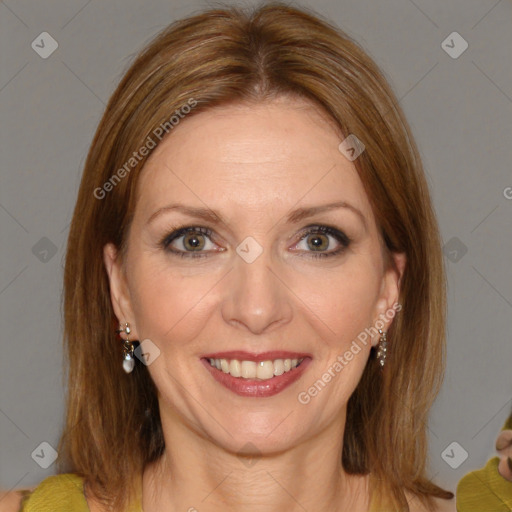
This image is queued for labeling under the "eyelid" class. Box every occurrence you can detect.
[160,223,351,258]
[291,224,351,258]
[160,226,222,257]
[295,224,351,244]
[160,226,215,247]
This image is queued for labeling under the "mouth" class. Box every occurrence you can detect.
[201,351,312,398]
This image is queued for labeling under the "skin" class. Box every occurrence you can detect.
[102,96,411,512]
[496,429,512,480]
[0,491,24,511]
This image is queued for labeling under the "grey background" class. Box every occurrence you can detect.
[1,0,511,498]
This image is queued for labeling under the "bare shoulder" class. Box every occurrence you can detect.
[406,491,456,512]
[0,490,23,512]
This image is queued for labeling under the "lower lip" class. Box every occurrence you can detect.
[201,358,312,398]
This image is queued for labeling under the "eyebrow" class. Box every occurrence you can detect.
[147,201,367,231]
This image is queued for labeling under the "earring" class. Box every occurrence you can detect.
[376,329,388,368]
[116,322,135,373]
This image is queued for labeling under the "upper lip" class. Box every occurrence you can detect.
[202,351,312,362]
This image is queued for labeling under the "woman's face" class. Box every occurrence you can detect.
[104,97,405,455]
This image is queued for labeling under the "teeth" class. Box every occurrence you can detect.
[207,357,304,380]
[256,360,274,379]
[229,359,241,377]
[241,360,256,378]
[273,359,284,376]
[220,359,230,373]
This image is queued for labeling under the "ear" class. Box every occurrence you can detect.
[371,251,406,347]
[103,243,140,340]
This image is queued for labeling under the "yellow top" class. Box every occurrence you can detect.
[456,415,512,512]
[456,457,512,511]
[18,473,383,511]
[19,473,142,512]
[18,471,460,511]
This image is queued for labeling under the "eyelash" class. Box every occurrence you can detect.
[159,224,352,259]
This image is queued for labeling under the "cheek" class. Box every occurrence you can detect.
[127,255,222,346]
[291,256,382,346]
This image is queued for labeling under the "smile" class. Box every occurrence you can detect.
[201,351,312,397]
[208,357,304,380]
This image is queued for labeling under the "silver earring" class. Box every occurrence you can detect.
[376,329,388,368]
[116,322,135,373]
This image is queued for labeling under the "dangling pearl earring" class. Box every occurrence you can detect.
[376,329,388,368]
[116,322,135,373]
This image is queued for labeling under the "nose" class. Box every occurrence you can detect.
[221,248,293,335]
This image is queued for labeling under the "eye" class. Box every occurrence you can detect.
[292,225,351,259]
[160,224,351,260]
[161,226,219,258]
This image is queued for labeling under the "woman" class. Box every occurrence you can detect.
[14,3,455,511]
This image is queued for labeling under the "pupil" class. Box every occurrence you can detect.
[185,233,203,250]
[309,234,327,251]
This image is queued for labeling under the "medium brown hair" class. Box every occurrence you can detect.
[59,3,453,510]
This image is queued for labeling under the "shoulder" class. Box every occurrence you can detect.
[457,457,512,511]
[16,474,89,512]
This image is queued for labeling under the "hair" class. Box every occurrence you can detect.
[59,2,453,510]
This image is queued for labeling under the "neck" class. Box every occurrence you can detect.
[142,408,369,512]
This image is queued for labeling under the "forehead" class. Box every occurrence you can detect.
[135,98,373,222]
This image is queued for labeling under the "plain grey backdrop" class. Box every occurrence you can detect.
[1,0,511,498]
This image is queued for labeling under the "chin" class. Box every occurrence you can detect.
[203,410,310,456]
